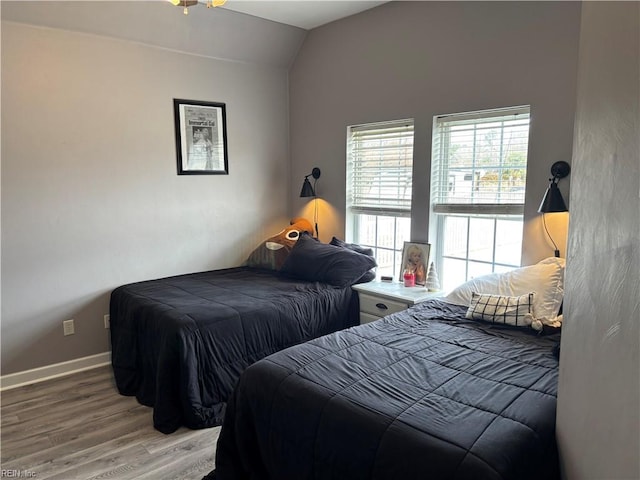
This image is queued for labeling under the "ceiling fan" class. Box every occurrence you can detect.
[169,0,227,15]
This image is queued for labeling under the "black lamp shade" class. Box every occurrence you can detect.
[300,167,321,197]
[538,183,568,213]
[300,178,316,197]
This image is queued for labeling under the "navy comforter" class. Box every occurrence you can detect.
[110,267,358,434]
[209,300,561,480]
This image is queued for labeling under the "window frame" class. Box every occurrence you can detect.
[430,106,531,289]
[346,119,415,278]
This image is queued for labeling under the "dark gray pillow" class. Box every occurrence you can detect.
[355,270,376,284]
[329,237,374,257]
[329,237,376,284]
[281,234,377,287]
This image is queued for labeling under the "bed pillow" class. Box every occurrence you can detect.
[281,234,377,287]
[466,292,537,329]
[443,257,565,321]
[355,270,376,284]
[245,218,314,270]
[329,237,374,257]
[329,237,376,283]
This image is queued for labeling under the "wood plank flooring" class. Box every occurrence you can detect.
[0,366,220,479]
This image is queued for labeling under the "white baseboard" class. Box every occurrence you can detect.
[0,352,111,391]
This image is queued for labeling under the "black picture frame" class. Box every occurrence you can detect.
[173,99,228,175]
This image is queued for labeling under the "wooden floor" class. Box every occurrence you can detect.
[0,366,219,480]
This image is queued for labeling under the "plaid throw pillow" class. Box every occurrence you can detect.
[466,292,536,327]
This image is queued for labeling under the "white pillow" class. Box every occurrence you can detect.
[443,257,565,321]
[466,292,536,328]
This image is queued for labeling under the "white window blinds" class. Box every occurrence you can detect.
[347,119,414,216]
[431,106,530,215]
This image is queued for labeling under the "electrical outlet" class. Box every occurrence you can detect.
[104,314,110,329]
[63,319,75,336]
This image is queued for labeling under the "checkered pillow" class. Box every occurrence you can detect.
[466,292,536,327]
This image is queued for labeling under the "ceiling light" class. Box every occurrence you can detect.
[168,0,227,15]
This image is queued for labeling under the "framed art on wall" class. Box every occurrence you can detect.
[401,241,431,286]
[173,99,228,175]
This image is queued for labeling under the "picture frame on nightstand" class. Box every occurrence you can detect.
[401,241,431,286]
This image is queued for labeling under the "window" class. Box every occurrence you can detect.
[346,119,414,278]
[430,106,530,291]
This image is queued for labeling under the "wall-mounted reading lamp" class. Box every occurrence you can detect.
[300,167,321,197]
[538,161,571,257]
[300,167,321,238]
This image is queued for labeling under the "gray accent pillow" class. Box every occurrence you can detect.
[281,234,377,287]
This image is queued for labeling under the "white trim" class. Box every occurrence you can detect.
[0,352,111,391]
[432,204,524,215]
[434,105,530,123]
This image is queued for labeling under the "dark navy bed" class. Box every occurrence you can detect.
[109,266,358,434]
[208,299,561,480]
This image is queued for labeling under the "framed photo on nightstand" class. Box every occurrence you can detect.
[401,241,431,286]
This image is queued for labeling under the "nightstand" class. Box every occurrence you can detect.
[352,281,444,324]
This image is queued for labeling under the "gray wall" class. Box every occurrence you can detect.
[556,2,640,478]
[289,1,581,265]
[0,2,305,374]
